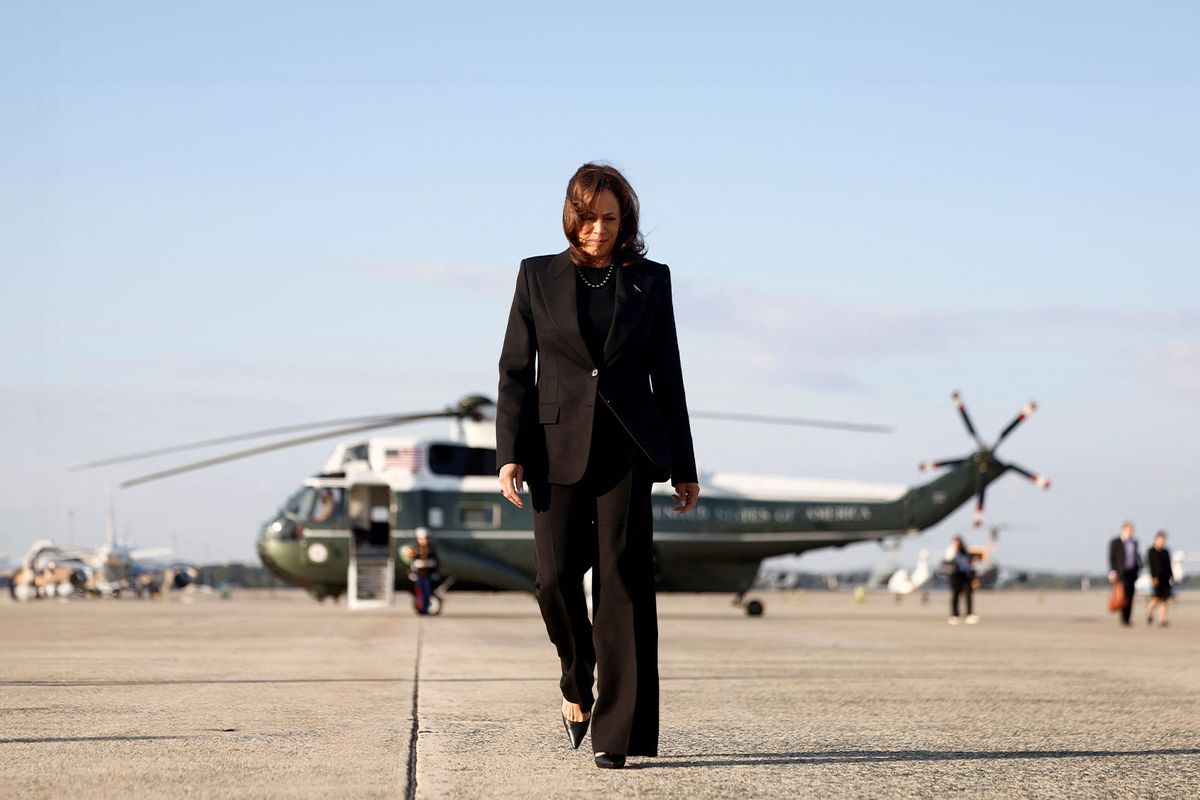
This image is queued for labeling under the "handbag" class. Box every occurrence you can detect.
[1107,580,1126,613]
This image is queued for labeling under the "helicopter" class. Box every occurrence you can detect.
[69,391,1050,615]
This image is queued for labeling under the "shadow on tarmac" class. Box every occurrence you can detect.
[0,735,196,744]
[2,672,902,688]
[637,748,1200,768]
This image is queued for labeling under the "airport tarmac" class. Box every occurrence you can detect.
[1,589,1197,798]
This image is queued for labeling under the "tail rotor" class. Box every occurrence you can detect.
[920,391,1051,527]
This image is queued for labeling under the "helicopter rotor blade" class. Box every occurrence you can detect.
[690,410,893,433]
[918,458,966,472]
[994,401,1037,449]
[118,412,453,489]
[66,413,424,472]
[951,391,987,450]
[1007,463,1052,490]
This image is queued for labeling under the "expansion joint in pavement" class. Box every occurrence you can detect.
[405,620,425,800]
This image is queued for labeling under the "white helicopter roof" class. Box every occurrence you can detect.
[697,471,908,502]
[324,434,909,503]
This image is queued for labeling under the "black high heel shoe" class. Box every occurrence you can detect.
[561,709,590,749]
[594,752,626,769]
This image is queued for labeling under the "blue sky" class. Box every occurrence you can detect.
[1,2,1197,572]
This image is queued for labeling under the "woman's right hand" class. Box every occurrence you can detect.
[498,462,525,508]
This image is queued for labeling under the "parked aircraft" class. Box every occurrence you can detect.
[69,391,1049,614]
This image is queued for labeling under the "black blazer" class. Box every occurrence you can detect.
[496,249,698,486]
[1147,547,1173,582]
[1109,536,1143,573]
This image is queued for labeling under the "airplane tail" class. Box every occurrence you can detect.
[910,549,931,589]
[105,487,117,550]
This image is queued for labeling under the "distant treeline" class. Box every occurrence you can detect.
[756,570,1200,591]
[197,563,287,589]
[197,562,1198,592]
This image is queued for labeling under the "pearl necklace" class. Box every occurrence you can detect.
[576,264,614,288]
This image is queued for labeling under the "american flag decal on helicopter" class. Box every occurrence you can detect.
[383,447,422,471]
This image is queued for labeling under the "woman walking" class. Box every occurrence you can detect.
[496,162,700,769]
[947,535,978,625]
[1146,530,1174,627]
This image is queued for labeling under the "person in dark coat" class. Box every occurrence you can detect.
[1108,521,1142,627]
[946,535,978,625]
[496,162,700,769]
[1145,530,1174,627]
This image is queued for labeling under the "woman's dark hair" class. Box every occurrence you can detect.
[952,535,965,553]
[562,162,646,267]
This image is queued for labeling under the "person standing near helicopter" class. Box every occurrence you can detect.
[407,530,439,615]
[496,162,700,769]
[946,535,978,625]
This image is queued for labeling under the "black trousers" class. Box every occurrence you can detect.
[950,572,974,616]
[529,403,659,757]
[1119,569,1138,624]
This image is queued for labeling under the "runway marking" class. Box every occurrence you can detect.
[405,620,425,800]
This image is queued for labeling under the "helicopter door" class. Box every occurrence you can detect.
[347,483,395,610]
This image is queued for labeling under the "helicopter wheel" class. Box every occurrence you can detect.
[744,599,765,617]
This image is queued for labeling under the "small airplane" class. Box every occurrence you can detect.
[886,549,932,597]
[68,391,1050,615]
[7,499,197,601]
[862,540,933,597]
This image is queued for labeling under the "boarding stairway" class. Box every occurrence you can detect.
[347,481,396,610]
[348,546,394,610]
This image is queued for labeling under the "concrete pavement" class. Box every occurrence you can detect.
[2,589,1197,798]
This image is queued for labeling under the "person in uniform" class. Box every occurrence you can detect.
[496,162,700,769]
[408,530,439,615]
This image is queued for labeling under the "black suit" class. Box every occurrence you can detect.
[497,249,698,758]
[1108,536,1142,624]
[496,250,697,486]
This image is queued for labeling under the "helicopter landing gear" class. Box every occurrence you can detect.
[733,593,765,617]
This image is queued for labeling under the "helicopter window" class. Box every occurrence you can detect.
[427,444,498,477]
[284,487,315,517]
[310,487,346,525]
[342,444,369,466]
[459,502,500,529]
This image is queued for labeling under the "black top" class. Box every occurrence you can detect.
[1148,547,1173,581]
[575,264,616,366]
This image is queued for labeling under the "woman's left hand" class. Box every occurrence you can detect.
[672,482,700,514]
